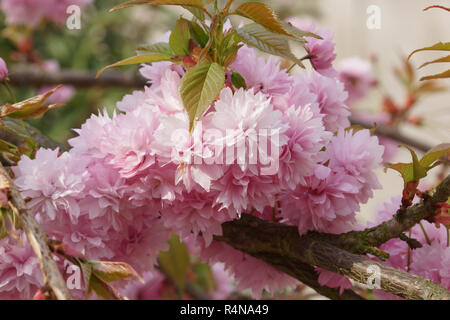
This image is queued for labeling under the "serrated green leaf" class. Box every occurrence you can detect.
[158,234,190,293]
[183,6,205,21]
[179,61,225,131]
[279,21,322,41]
[408,42,450,60]
[170,18,191,56]
[136,42,174,56]
[420,143,450,168]
[419,55,450,69]
[421,69,450,81]
[235,23,305,68]
[234,2,289,36]
[189,22,209,48]
[110,0,205,12]
[231,71,246,89]
[96,53,172,78]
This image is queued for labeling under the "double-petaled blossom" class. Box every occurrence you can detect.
[287,18,337,77]
[280,129,384,235]
[337,57,377,104]
[0,232,43,300]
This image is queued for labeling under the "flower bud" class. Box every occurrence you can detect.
[0,58,8,82]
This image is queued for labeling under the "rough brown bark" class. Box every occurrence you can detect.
[215,176,450,300]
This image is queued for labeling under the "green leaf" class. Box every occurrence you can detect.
[192,262,216,292]
[136,42,174,56]
[183,6,205,21]
[170,18,191,56]
[231,71,247,89]
[158,234,190,293]
[235,23,305,68]
[408,42,450,60]
[189,22,209,48]
[90,261,143,283]
[96,53,172,78]
[385,145,427,184]
[420,143,450,168]
[88,275,126,300]
[404,145,427,182]
[2,86,63,120]
[179,61,225,131]
[421,69,450,81]
[419,55,450,69]
[234,2,290,36]
[110,0,205,12]
[279,21,322,40]
[0,213,7,241]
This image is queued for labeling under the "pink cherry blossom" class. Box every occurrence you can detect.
[0,232,43,300]
[337,57,377,104]
[0,57,8,81]
[306,71,351,132]
[287,18,337,77]
[230,46,293,97]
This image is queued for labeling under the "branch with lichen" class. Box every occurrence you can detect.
[215,175,450,300]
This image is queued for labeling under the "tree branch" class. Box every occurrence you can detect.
[253,252,365,300]
[350,117,431,153]
[8,66,147,89]
[336,175,450,252]
[0,118,68,152]
[216,175,450,300]
[216,213,450,300]
[0,163,72,300]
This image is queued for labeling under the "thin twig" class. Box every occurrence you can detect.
[350,117,431,153]
[8,66,147,89]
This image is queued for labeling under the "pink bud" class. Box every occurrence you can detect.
[0,58,8,81]
[433,202,450,227]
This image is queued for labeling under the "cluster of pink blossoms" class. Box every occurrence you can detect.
[3,21,389,299]
[0,0,92,27]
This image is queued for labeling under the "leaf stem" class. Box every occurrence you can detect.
[2,80,16,103]
[286,63,296,73]
[419,221,431,245]
[407,229,412,272]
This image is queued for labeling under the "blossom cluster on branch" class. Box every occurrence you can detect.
[0,0,448,300]
[3,21,389,298]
